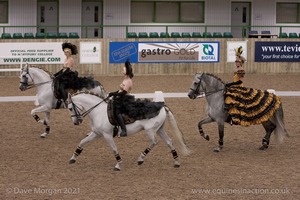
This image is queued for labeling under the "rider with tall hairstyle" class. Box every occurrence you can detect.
[227,46,246,87]
[54,42,78,104]
[108,59,134,137]
[224,46,246,124]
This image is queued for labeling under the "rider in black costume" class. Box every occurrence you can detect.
[108,59,134,137]
[54,42,78,104]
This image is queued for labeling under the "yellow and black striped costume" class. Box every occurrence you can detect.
[224,86,281,126]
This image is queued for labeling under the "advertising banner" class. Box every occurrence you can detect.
[255,41,300,62]
[80,42,101,64]
[0,42,64,65]
[109,42,220,63]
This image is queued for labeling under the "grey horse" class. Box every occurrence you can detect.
[188,72,288,152]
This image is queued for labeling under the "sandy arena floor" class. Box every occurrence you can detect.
[0,73,299,200]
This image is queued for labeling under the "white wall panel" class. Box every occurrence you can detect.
[206,0,231,33]
[59,0,81,36]
[103,0,130,38]
[5,0,36,34]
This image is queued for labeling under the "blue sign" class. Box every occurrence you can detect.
[255,41,300,62]
[109,42,138,63]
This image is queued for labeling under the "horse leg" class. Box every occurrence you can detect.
[40,111,50,138]
[260,120,276,150]
[69,131,98,164]
[157,128,180,168]
[198,117,214,141]
[102,133,122,171]
[31,106,51,138]
[214,123,225,152]
[137,130,157,166]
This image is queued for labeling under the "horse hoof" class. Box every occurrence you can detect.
[174,164,180,168]
[213,147,221,152]
[40,133,47,138]
[259,145,268,150]
[137,161,144,165]
[114,167,121,171]
[69,159,76,164]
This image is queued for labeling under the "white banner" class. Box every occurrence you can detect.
[0,42,64,65]
[226,41,248,62]
[80,42,101,64]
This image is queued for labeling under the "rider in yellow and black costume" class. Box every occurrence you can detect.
[224,46,281,126]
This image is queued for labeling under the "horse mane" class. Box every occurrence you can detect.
[203,73,225,84]
[30,65,54,78]
[72,90,103,98]
[76,76,101,90]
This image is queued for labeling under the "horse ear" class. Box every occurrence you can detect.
[22,63,27,71]
[67,93,72,102]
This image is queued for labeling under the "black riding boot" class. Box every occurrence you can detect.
[225,115,233,126]
[116,114,127,137]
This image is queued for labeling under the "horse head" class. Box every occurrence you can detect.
[19,64,31,91]
[188,72,225,99]
[67,93,83,125]
[188,72,205,99]
[67,91,104,125]
[19,64,52,91]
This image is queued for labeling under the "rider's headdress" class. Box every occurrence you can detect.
[62,42,78,55]
[124,58,134,78]
[235,46,243,57]
[235,46,246,64]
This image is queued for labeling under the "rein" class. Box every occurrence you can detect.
[70,91,108,118]
[20,80,52,90]
[204,88,225,97]
[20,66,52,90]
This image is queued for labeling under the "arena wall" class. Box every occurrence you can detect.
[0,38,299,77]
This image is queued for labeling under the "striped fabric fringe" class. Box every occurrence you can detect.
[225,86,281,126]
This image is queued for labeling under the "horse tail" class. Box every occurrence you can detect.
[273,103,289,144]
[164,106,190,156]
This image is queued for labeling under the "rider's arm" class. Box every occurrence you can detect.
[108,90,127,98]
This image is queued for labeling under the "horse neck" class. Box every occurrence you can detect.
[75,94,106,114]
[89,85,107,99]
[30,68,52,83]
[203,74,224,105]
[203,74,224,91]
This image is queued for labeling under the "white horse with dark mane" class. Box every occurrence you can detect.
[67,91,190,171]
[19,64,106,138]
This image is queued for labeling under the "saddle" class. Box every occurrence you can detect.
[107,100,135,126]
[107,98,165,126]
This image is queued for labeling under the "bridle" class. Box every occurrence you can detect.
[19,67,52,90]
[69,91,108,122]
[190,73,225,97]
